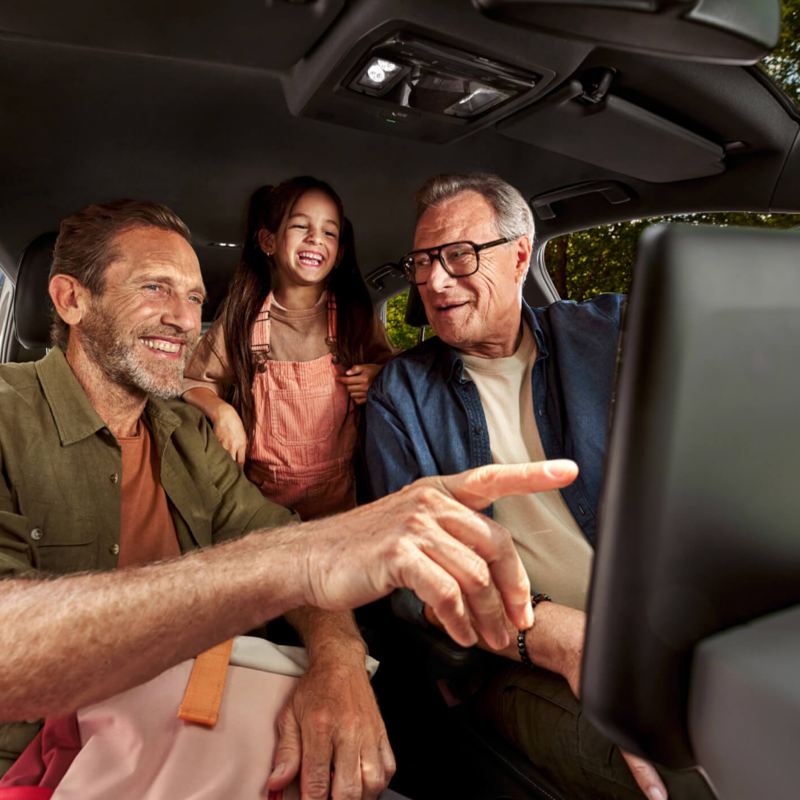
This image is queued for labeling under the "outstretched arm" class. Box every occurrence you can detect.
[0,459,578,723]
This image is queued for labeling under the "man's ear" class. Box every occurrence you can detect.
[257,228,276,257]
[49,274,90,327]
[514,235,533,284]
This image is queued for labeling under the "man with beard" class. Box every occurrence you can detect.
[0,199,579,799]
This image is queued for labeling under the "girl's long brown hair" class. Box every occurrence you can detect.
[218,176,376,436]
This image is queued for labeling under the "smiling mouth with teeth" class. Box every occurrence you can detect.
[297,250,324,267]
[141,337,183,355]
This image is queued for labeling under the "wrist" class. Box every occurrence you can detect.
[522,603,585,676]
[208,398,231,426]
[517,593,552,667]
[306,635,369,676]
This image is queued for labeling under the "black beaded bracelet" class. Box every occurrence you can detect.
[517,593,552,668]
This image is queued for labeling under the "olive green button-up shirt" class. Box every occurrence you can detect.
[0,347,296,772]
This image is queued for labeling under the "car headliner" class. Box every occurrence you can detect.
[0,0,798,310]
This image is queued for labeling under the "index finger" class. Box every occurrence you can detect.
[436,461,579,510]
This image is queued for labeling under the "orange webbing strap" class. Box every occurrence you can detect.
[177,638,235,727]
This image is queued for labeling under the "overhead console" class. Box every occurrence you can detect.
[473,0,781,64]
[282,0,583,144]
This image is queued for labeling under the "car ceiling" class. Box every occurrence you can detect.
[0,0,797,310]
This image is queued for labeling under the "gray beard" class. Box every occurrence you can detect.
[80,302,195,401]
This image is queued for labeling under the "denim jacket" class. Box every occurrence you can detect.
[364,294,625,546]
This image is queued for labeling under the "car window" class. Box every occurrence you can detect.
[383,290,436,350]
[760,1,800,107]
[544,211,800,301]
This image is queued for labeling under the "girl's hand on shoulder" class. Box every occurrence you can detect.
[337,363,382,405]
[211,403,248,465]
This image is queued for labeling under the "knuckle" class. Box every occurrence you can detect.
[405,510,429,533]
[436,581,462,612]
[463,560,492,592]
[304,776,330,800]
[421,485,444,506]
[337,778,362,800]
[410,484,441,511]
[306,708,334,737]
[361,758,389,791]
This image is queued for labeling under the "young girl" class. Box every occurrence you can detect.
[183,176,394,519]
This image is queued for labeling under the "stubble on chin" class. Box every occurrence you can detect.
[81,306,196,401]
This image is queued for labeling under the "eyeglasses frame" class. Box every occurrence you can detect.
[399,236,515,285]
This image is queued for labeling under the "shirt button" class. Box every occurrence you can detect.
[30,528,43,541]
[109,544,120,556]
[109,472,119,485]
[578,504,586,515]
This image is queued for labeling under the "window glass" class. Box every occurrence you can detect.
[383,289,434,350]
[545,212,800,301]
[759,1,800,107]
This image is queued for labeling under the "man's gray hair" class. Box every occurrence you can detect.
[415,173,534,242]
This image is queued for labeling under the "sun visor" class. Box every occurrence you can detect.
[472,0,780,65]
[498,80,725,183]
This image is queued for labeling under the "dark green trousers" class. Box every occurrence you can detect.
[469,663,715,800]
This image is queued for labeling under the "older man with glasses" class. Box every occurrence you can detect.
[363,173,713,800]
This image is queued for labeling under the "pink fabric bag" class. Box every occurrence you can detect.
[53,658,299,800]
[3,638,379,800]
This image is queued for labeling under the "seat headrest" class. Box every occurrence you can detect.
[14,232,57,350]
[404,285,429,328]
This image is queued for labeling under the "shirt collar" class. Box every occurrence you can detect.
[521,301,549,359]
[35,347,182,447]
[35,347,108,445]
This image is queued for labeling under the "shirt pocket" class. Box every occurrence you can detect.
[26,502,97,574]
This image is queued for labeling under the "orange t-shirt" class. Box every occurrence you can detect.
[117,420,181,567]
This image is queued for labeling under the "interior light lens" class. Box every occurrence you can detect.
[444,84,512,118]
[366,58,400,84]
[356,57,406,94]
[345,34,539,120]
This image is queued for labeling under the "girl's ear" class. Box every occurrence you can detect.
[257,228,276,256]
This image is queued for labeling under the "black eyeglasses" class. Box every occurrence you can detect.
[399,237,515,286]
